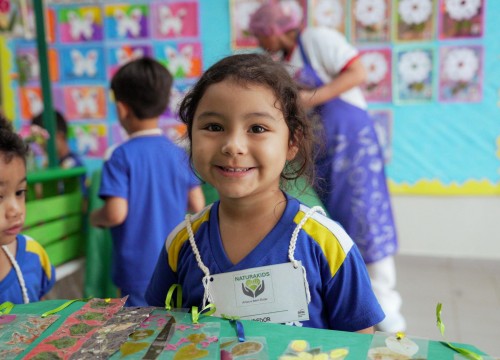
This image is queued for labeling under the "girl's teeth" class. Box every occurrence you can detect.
[224,167,248,172]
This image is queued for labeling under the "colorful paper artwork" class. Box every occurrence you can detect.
[161,322,220,359]
[439,45,483,102]
[359,48,392,103]
[68,307,154,360]
[165,80,195,118]
[63,85,107,120]
[104,4,149,40]
[110,123,129,147]
[394,47,434,103]
[154,42,202,79]
[69,123,108,158]
[15,47,59,83]
[438,0,484,39]
[351,0,391,43]
[107,44,153,78]
[159,120,188,145]
[367,332,429,360]
[278,340,348,360]
[152,1,199,39]
[310,0,346,34]
[230,0,265,49]
[369,109,393,164]
[0,314,59,360]
[394,0,436,42]
[57,6,104,43]
[24,298,126,360]
[220,337,269,360]
[19,87,44,119]
[60,46,106,82]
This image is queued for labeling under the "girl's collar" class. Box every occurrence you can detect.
[129,128,162,139]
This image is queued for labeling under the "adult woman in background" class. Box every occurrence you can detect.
[249,1,405,332]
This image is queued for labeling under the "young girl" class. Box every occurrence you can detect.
[146,54,384,333]
[0,116,55,304]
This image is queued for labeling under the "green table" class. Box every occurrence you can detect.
[10,300,487,359]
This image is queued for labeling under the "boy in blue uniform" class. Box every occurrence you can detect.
[90,58,205,306]
[0,116,55,304]
[146,54,384,332]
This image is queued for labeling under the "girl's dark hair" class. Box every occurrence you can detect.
[179,53,315,187]
[0,114,29,164]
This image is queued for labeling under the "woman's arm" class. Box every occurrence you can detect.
[300,58,367,109]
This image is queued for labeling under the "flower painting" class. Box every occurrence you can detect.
[394,0,435,41]
[310,0,346,34]
[439,0,483,38]
[359,48,392,102]
[351,0,391,43]
[439,46,482,102]
[394,48,434,103]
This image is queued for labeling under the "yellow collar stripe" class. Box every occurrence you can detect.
[25,239,53,280]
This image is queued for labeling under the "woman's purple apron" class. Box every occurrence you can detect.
[292,37,398,264]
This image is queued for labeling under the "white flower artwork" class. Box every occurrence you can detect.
[445,0,481,21]
[354,0,386,27]
[398,0,432,25]
[398,50,431,85]
[313,0,343,29]
[361,51,388,85]
[443,47,479,83]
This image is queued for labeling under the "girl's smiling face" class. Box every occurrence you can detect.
[191,79,298,202]
[0,156,27,246]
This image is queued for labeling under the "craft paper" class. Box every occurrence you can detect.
[59,45,106,82]
[438,0,484,39]
[394,0,435,42]
[104,4,149,39]
[309,0,346,34]
[107,44,153,79]
[159,322,220,360]
[394,47,434,103]
[153,42,202,79]
[278,340,348,360]
[24,298,126,360]
[0,314,59,360]
[220,337,269,360]
[58,6,103,43]
[359,47,392,102]
[351,0,391,43]
[152,1,199,39]
[63,85,107,120]
[438,45,483,103]
[15,47,59,83]
[68,123,108,158]
[69,307,154,359]
[230,0,265,49]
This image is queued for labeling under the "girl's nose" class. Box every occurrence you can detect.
[221,133,246,156]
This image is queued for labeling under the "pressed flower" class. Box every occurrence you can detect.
[443,47,479,83]
[354,0,386,27]
[313,0,343,28]
[445,0,481,21]
[398,50,432,85]
[361,51,388,85]
[398,0,432,25]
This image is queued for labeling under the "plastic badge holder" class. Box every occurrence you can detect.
[220,336,269,360]
[279,340,349,360]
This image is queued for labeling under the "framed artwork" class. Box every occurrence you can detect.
[351,0,391,43]
[439,45,483,102]
[310,0,347,34]
[438,0,484,39]
[394,47,435,103]
[359,47,392,102]
[393,0,435,42]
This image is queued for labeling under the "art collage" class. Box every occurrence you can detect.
[230,0,485,166]
[11,0,201,166]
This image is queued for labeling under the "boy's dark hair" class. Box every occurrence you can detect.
[111,57,173,120]
[32,110,68,138]
[0,114,29,164]
[179,53,315,186]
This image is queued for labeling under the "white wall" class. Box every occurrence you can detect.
[392,196,500,259]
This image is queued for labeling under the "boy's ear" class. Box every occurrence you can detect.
[116,101,131,119]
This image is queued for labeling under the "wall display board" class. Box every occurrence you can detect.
[3,0,500,195]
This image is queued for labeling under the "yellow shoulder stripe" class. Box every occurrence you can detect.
[25,238,53,280]
[294,205,353,277]
[167,208,211,272]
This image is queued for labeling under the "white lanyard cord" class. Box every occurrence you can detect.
[288,206,327,304]
[185,213,213,308]
[2,245,30,304]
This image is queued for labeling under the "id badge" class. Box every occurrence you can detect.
[208,262,310,324]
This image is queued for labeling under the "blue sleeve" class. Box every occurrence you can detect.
[99,147,129,199]
[325,246,385,331]
[145,246,178,306]
[40,264,56,299]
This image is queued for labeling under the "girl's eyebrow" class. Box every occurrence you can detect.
[197,111,277,121]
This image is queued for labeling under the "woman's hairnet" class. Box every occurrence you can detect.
[248,1,302,37]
